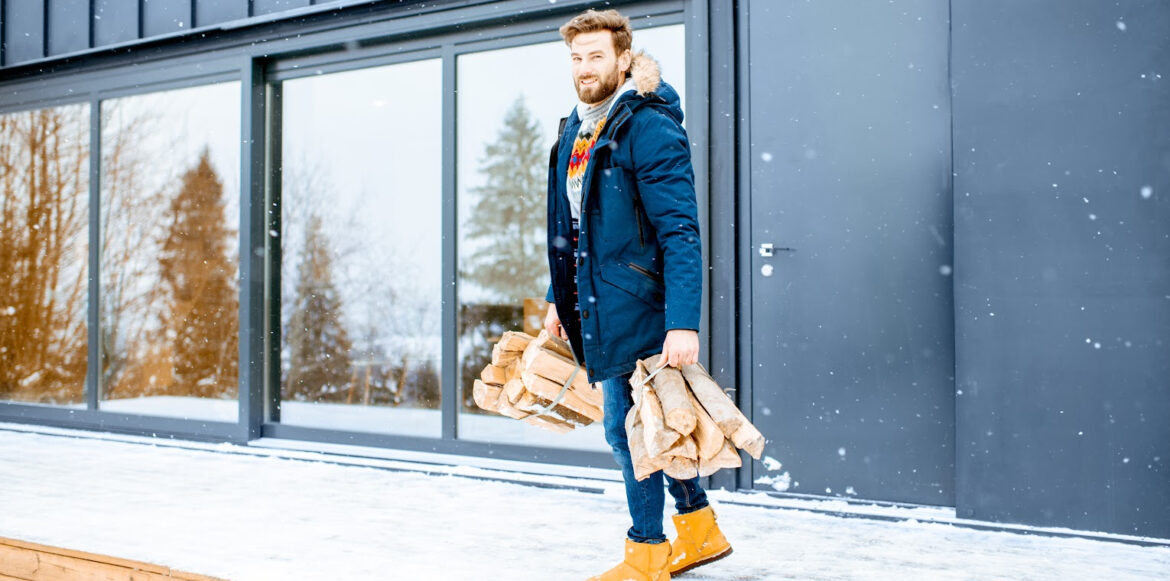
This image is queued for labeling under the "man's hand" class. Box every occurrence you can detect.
[544,303,568,340]
[661,329,699,368]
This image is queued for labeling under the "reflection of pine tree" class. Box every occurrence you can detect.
[462,97,548,303]
[285,214,352,402]
[157,149,239,398]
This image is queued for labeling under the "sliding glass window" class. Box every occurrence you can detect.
[276,58,443,437]
[455,24,686,451]
[0,104,90,406]
[98,82,241,421]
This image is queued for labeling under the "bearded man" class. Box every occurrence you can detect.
[542,9,733,580]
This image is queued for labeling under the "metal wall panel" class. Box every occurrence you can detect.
[745,0,955,506]
[47,0,90,56]
[253,0,312,17]
[142,0,191,37]
[953,0,1170,538]
[195,1,247,27]
[94,0,138,47]
[4,0,46,65]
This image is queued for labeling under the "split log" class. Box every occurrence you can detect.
[504,360,522,383]
[663,456,699,481]
[524,414,574,434]
[531,329,574,360]
[480,364,507,386]
[638,383,682,456]
[645,355,697,436]
[687,389,726,461]
[730,421,766,460]
[494,393,530,420]
[521,338,589,392]
[517,392,591,426]
[521,372,603,423]
[472,379,503,412]
[627,405,669,481]
[664,434,698,461]
[504,378,527,405]
[574,381,604,410]
[510,388,590,426]
[491,348,521,368]
[681,363,746,438]
[496,331,534,353]
[628,359,650,399]
[698,438,743,477]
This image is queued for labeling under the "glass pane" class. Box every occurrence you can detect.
[456,24,686,451]
[0,104,90,406]
[99,82,241,422]
[278,59,443,437]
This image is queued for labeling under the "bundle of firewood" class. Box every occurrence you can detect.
[472,330,604,433]
[627,355,765,481]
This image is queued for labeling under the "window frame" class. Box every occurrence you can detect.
[0,0,704,473]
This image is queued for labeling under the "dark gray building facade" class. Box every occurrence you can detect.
[1,0,1167,541]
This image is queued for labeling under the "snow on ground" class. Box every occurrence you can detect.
[0,426,1167,580]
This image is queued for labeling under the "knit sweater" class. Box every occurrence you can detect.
[565,78,637,220]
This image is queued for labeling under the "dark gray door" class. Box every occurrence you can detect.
[746,0,955,505]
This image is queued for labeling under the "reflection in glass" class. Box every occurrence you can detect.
[99,82,241,421]
[455,24,684,451]
[278,59,442,437]
[0,104,90,405]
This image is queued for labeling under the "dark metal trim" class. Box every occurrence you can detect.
[0,403,238,441]
[440,42,458,440]
[238,56,267,442]
[734,0,755,491]
[685,0,710,373]
[264,80,283,425]
[87,98,101,411]
[0,63,239,115]
[263,422,615,468]
[705,0,738,493]
[265,44,444,82]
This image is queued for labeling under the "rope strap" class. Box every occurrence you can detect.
[529,340,582,419]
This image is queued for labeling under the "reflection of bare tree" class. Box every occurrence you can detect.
[0,106,90,403]
[98,101,170,398]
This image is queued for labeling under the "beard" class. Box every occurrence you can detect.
[574,64,624,105]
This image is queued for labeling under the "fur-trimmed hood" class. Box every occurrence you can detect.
[622,50,683,125]
[630,50,661,96]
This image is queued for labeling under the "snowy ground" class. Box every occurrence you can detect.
[0,425,1167,580]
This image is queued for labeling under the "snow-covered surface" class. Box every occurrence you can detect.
[1,425,1167,580]
[95,396,609,450]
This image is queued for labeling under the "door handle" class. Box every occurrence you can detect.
[759,243,796,257]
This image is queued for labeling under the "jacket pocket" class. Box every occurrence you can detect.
[599,261,665,308]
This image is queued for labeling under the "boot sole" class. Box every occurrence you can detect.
[670,545,733,576]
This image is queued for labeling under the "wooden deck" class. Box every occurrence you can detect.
[0,537,227,581]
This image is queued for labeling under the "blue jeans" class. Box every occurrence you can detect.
[600,372,709,543]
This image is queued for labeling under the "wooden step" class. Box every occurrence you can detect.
[0,536,226,581]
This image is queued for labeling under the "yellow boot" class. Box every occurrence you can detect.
[587,539,672,581]
[668,506,733,575]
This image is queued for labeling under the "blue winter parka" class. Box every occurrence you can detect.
[545,54,702,383]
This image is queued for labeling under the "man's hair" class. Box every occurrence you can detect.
[559,9,634,58]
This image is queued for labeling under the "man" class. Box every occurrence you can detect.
[543,9,732,580]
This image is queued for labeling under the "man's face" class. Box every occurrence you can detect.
[569,30,631,106]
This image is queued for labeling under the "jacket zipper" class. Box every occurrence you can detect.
[628,262,662,282]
